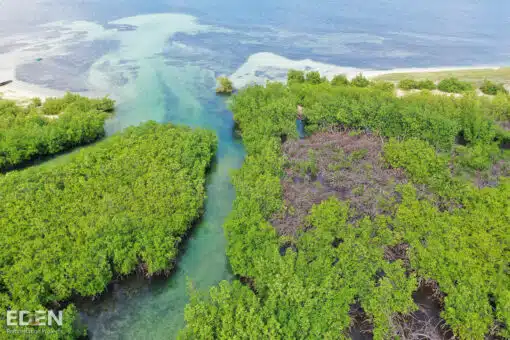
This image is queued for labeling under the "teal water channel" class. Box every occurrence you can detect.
[73,15,246,338]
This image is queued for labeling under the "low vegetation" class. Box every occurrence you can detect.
[398,78,436,90]
[0,92,114,171]
[0,121,216,338]
[369,80,395,92]
[480,79,508,95]
[216,76,234,94]
[305,71,324,84]
[181,71,509,339]
[287,70,306,85]
[272,131,406,236]
[331,74,349,86]
[374,67,510,87]
[437,77,473,93]
[350,73,371,88]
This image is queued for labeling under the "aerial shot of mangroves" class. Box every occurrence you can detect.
[1,1,509,339]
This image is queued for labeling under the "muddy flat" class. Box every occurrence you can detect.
[272,129,407,236]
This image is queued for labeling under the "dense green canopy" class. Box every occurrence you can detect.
[0,121,216,338]
[437,77,473,93]
[0,93,114,171]
[398,78,436,90]
[181,74,510,339]
[480,79,509,96]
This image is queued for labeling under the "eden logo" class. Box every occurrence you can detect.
[6,311,63,327]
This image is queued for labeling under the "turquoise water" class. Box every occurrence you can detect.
[68,15,246,338]
[79,128,244,338]
[79,94,245,339]
[1,1,509,338]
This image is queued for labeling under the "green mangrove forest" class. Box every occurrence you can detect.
[1,70,509,339]
[0,93,114,172]
[180,71,510,340]
[0,118,216,338]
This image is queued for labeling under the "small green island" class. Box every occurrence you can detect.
[216,76,234,95]
[180,70,510,340]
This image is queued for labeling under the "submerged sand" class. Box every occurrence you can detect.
[0,56,103,103]
[0,34,504,102]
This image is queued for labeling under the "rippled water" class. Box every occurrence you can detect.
[1,1,509,338]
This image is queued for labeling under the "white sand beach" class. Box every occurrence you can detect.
[0,75,65,103]
[363,65,501,79]
[229,52,501,89]
[0,62,110,104]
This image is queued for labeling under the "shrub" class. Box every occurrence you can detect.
[453,142,501,171]
[349,148,368,161]
[305,71,322,84]
[399,79,436,90]
[370,80,395,92]
[417,79,436,90]
[486,92,510,120]
[437,77,473,93]
[216,76,234,94]
[31,97,42,107]
[42,97,67,115]
[480,80,508,95]
[94,96,115,112]
[42,92,114,115]
[398,79,418,90]
[350,73,371,87]
[287,69,305,85]
[384,138,450,186]
[331,74,349,86]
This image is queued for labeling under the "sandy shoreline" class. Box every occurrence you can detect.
[0,50,106,103]
[0,78,66,103]
[0,67,108,104]
[229,52,503,89]
[362,65,501,79]
[0,50,504,102]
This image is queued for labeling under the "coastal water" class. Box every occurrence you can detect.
[1,1,509,338]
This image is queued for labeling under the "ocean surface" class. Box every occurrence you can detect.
[1,1,509,338]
